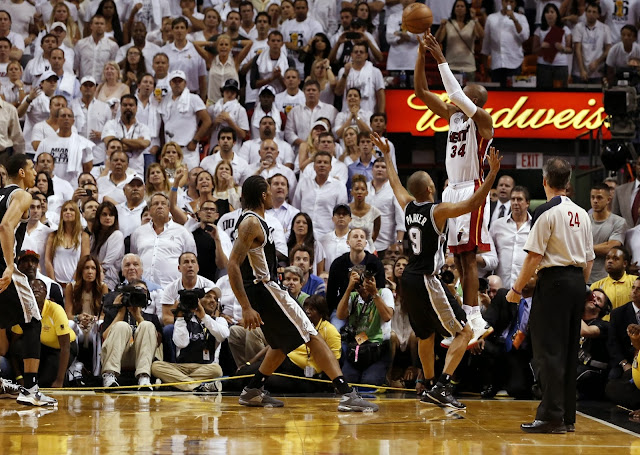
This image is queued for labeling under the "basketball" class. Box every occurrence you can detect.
[402,3,433,34]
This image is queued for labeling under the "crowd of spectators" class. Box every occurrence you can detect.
[0,0,640,406]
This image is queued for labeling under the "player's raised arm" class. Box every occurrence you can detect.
[433,147,502,229]
[414,33,454,121]
[371,133,414,210]
[423,33,494,140]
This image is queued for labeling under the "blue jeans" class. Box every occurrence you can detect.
[340,341,390,386]
[162,325,176,363]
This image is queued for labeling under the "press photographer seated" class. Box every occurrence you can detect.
[337,263,394,387]
[151,287,229,392]
[100,280,163,389]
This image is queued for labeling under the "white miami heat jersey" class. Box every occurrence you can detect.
[445,112,492,184]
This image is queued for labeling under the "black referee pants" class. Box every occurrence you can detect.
[530,266,585,424]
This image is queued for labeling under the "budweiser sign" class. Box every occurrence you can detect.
[386,90,609,140]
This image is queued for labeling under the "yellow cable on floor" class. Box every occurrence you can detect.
[39,372,417,393]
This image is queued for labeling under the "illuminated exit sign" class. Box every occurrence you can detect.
[516,153,544,169]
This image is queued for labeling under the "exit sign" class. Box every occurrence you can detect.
[516,153,544,169]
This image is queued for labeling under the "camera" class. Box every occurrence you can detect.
[176,288,206,313]
[350,263,377,287]
[440,270,455,285]
[346,31,361,40]
[203,223,215,233]
[115,284,149,308]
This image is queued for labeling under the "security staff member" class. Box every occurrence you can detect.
[506,157,594,434]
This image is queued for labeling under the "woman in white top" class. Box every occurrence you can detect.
[95,61,130,103]
[305,58,336,105]
[339,126,361,166]
[45,200,90,286]
[159,142,186,186]
[533,3,572,88]
[90,201,125,290]
[434,0,484,82]
[213,160,241,211]
[206,34,251,104]
[64,254,109,380]
[334,88,371,139]
[145,163,171,204]
[287,212,326,275]
[36,171,64,222]
[349,173,381,253]
[1,61,27,107]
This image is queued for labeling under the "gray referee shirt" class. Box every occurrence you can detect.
[524,196,595,269]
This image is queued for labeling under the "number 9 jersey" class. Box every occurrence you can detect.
[445,112,492,185]
[403,201,447,276]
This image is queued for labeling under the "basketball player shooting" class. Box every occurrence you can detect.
[414,33,495,348]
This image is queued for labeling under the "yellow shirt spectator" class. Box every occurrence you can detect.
[287,319,341,374]
[12,300,76,349]
[591,272,638,310]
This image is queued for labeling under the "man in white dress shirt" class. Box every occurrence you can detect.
[243,138,298,196]
[284,79,338,149]
[74,15,119,82]
[481,0,530,87]
[238,115,294,168]
[200,127,250,185]
[116,174,147,238]
[159,70,211,169]
[130,193,197,287]
[490,175,515,227]
[366,157,405,257]
[71,76,111,168]
[489,185,532,289]
[292,150,348,238]
[319,203,352,270]
[265,173,299,238]
[102,94,151,175]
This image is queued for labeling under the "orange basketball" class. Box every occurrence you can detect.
[402,3,433,34]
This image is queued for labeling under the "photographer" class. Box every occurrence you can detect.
[101,280,162,389]
[159,252,216,362]
[151,287,229,392]
[577,289,610,399]
[336,263,394,386]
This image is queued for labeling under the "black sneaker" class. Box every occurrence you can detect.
[421,384,466,410]
[238,387,284,407]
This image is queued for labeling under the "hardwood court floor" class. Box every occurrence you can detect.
[0,392,638,455]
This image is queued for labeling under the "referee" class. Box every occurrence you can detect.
[506,158,594,434]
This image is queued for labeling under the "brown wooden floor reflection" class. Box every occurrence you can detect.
[0,393,638,454]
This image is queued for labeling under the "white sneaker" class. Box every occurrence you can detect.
[467,314,494,349]
[16,386,58,407]
[440,336,454,349]
[0,378,22,398]
[102,372,119,388]
[137,374,153,391]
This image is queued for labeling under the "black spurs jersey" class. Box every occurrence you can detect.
[0,185,26,270]
[403,201,446,276]
[233,211,278,287]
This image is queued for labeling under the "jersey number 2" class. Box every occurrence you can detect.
[450,144,466,158]
[409,227,422,255]
[568,211,580,227]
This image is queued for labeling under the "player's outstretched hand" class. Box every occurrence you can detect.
[370,132,389,156]
[421,33,446,64]
[486,146,502,175]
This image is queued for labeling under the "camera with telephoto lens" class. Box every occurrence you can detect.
[351,263,377,287]
[176,288,206,313]
[440,270,455,285]
[115,284,149,308]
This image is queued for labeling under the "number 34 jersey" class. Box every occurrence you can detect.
[445,112,492,184]
[403,201,447,276]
